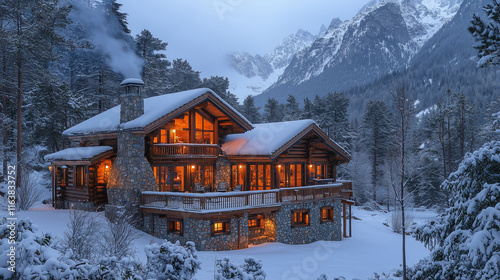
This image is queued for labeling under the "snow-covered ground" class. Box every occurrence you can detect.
[7,204,437,280]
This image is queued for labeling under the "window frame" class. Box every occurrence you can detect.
[320,206,334,223]
[248,215,263,229]
[211,220,231,236]
[167,218,183,236]
[291,209,310,227]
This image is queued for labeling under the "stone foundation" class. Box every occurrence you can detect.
[144,213,249,251]
[143,200,342,251]
[276,199,342,244]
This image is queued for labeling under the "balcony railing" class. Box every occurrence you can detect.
[141,181,352,212]
[149,143,219,159]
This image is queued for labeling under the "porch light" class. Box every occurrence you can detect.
[49,166,53,171]
[105,165,109,169]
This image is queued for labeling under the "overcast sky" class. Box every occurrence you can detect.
[120,0,370,78]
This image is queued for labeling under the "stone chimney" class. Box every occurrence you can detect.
[106,78,157,218]
[120,78,144,123]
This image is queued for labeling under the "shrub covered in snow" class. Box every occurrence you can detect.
[410,141,500,279]
[215,257,266,280]
[0,218,92,279]
[145,240,201,280]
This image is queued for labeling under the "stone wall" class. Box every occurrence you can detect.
[144,213,249,251]
[248,213,277,245]
[107,131,157,207]
[215,157,231,188]
[276,198,342,245]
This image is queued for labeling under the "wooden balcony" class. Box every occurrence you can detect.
[149,143,219,159]
[140,181,353,214]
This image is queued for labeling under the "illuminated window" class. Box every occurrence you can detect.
[168,219,183,235]
[248,218,262,228]
[321,207,334,223]
[195,112,214,144]
[291,209,309,227]
[212,220,230,235]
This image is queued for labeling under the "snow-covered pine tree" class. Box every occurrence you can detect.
[284,94,302,121]
[264,98,283,123]
[302,97,314,119]
[469,0,500,67]
[242,95,261,124]
[166,59,202,93]
[360,100,393,204]
[135,29,170,97]
[410,140,500,280]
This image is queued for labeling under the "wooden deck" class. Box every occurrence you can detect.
[149,143,219,159]
[140,181,353,213]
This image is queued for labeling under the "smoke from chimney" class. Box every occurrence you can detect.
[66,0,143,79]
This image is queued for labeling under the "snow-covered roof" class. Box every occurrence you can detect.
[44,146,113,162]
[222,120,315,156]
[63,88,251,136]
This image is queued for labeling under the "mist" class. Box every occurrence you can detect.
[67,0,143,79]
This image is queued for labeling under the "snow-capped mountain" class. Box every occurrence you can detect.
[255,0,462,104]
[225,29,316,99]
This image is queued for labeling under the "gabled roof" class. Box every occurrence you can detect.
[44,146,113,164]
[63,88,252,137]
[221,120,351,161]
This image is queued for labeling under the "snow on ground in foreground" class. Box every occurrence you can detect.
[10,205,436,280]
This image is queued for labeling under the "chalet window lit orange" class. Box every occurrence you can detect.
[248,219,260,228]
[212,220,229,235]
[168,219,183,235]
[321,207,334,223]
[292,209,309,227]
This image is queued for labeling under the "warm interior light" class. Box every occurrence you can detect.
[49,166,53,171]
[105,165,109,169]
[239,165,242,169]
[172,129,176,133]
[309,164,313,168]
[278,165,281,168]
[191,165,195,169]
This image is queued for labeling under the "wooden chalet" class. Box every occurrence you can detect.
[45,79,354,251]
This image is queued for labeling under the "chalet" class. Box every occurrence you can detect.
[45,79,354,251]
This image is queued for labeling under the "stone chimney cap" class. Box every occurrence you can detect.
[120,78,144,87]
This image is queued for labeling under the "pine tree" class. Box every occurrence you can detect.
[135,29,170,97]
[284,94,302,121]
[3,0,71,187]
[469,0,500,67]
[167,59,202,93]
[360,100,393,204]
[302,97,314,119]
[242,95,261,123]
[411,141,500,280]
[264,98,283,123]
